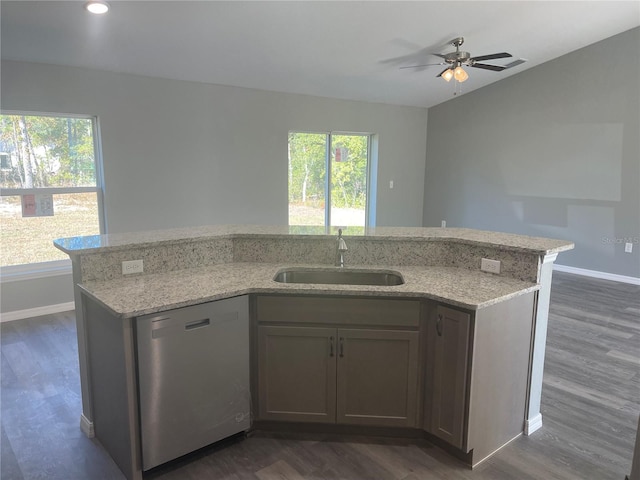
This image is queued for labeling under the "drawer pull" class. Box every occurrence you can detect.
[339,337,345,357]
[329,336,335,357]
[436,314,443,336]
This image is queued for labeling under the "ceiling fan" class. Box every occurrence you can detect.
[401,37,526,82]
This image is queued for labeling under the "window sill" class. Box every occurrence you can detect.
[1,259,72,283]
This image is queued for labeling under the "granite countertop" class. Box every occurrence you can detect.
[79,262,540,318]
[55,224,574,256]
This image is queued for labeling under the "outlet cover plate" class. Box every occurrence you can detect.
[481,258,501,274]
[122,259,144,275]
[625,242,633,253]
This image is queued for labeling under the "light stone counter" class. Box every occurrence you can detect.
[79,263,539,318]
[55,225,574,287]
[55,224,574,256]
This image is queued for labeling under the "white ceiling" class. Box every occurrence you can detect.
[2,1,639,108]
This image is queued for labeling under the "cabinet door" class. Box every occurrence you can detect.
[258,325,336,423]
[428,305,471,449]
[336,329,419,427]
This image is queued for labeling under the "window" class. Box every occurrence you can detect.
[288,132,371,229]
[0,113,104,273]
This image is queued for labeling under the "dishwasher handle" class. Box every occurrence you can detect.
[148,311,237,339]
[185,318,210,330]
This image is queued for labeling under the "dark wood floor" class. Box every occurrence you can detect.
[1,272,639,480]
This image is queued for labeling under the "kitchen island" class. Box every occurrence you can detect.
[55,225,573,479]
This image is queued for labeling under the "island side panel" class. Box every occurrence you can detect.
[84,295,142,480]
[526,252,558,434]
[71,256,94,436]
[466,291,535,466]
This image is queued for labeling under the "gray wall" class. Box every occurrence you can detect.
[423,28,640,278]
[1,60,428,314]
[1,274,74,315]
[2,60,428,232]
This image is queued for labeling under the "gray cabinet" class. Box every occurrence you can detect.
[423,293,536,466]
[425,305,470,448]
[256,295,421,428]
[256,292,537,467]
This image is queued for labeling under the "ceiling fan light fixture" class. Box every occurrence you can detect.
[441,69,454,82]
[454,66,469,82]
[85,1,110,14]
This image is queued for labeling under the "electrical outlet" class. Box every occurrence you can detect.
[625,242,633,253]
[389,180,394,189]
[122,259,143,275]
[481,258,501,274]
[441,220,446,228]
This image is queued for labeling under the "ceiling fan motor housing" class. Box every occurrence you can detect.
[444,51,471,65]
[444,37,471,66]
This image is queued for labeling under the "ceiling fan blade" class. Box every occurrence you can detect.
[503,58,527,69]
[379,45,437,66]
[399,62,445,70]
[431,53,448,59]
[470,63,507,72]
[470,52,512,62]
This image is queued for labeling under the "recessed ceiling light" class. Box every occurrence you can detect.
[85,1,110,14]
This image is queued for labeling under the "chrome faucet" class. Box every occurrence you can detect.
[336,229,348,267]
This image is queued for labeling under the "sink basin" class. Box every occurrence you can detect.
[273,269,404,286]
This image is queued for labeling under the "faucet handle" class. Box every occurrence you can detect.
[336,228,347,266]
[337,229,348,252]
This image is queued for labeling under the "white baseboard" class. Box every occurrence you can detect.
[0,302,75,323]
[80,414,95,438]
[525,413,543,435]
[554,264,640,286]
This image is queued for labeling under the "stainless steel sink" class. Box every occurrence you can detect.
[273,268,404,286]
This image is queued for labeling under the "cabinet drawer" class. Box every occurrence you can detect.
[256,295,420,327]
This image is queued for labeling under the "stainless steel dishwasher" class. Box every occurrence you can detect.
[136,295,250,471]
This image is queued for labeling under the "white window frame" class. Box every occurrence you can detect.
[288,130,375,228]
[0,111,106,283]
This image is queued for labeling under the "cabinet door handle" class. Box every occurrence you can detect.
[339,337,345,357]
[436,314,443,337]
[329,336,334,357]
